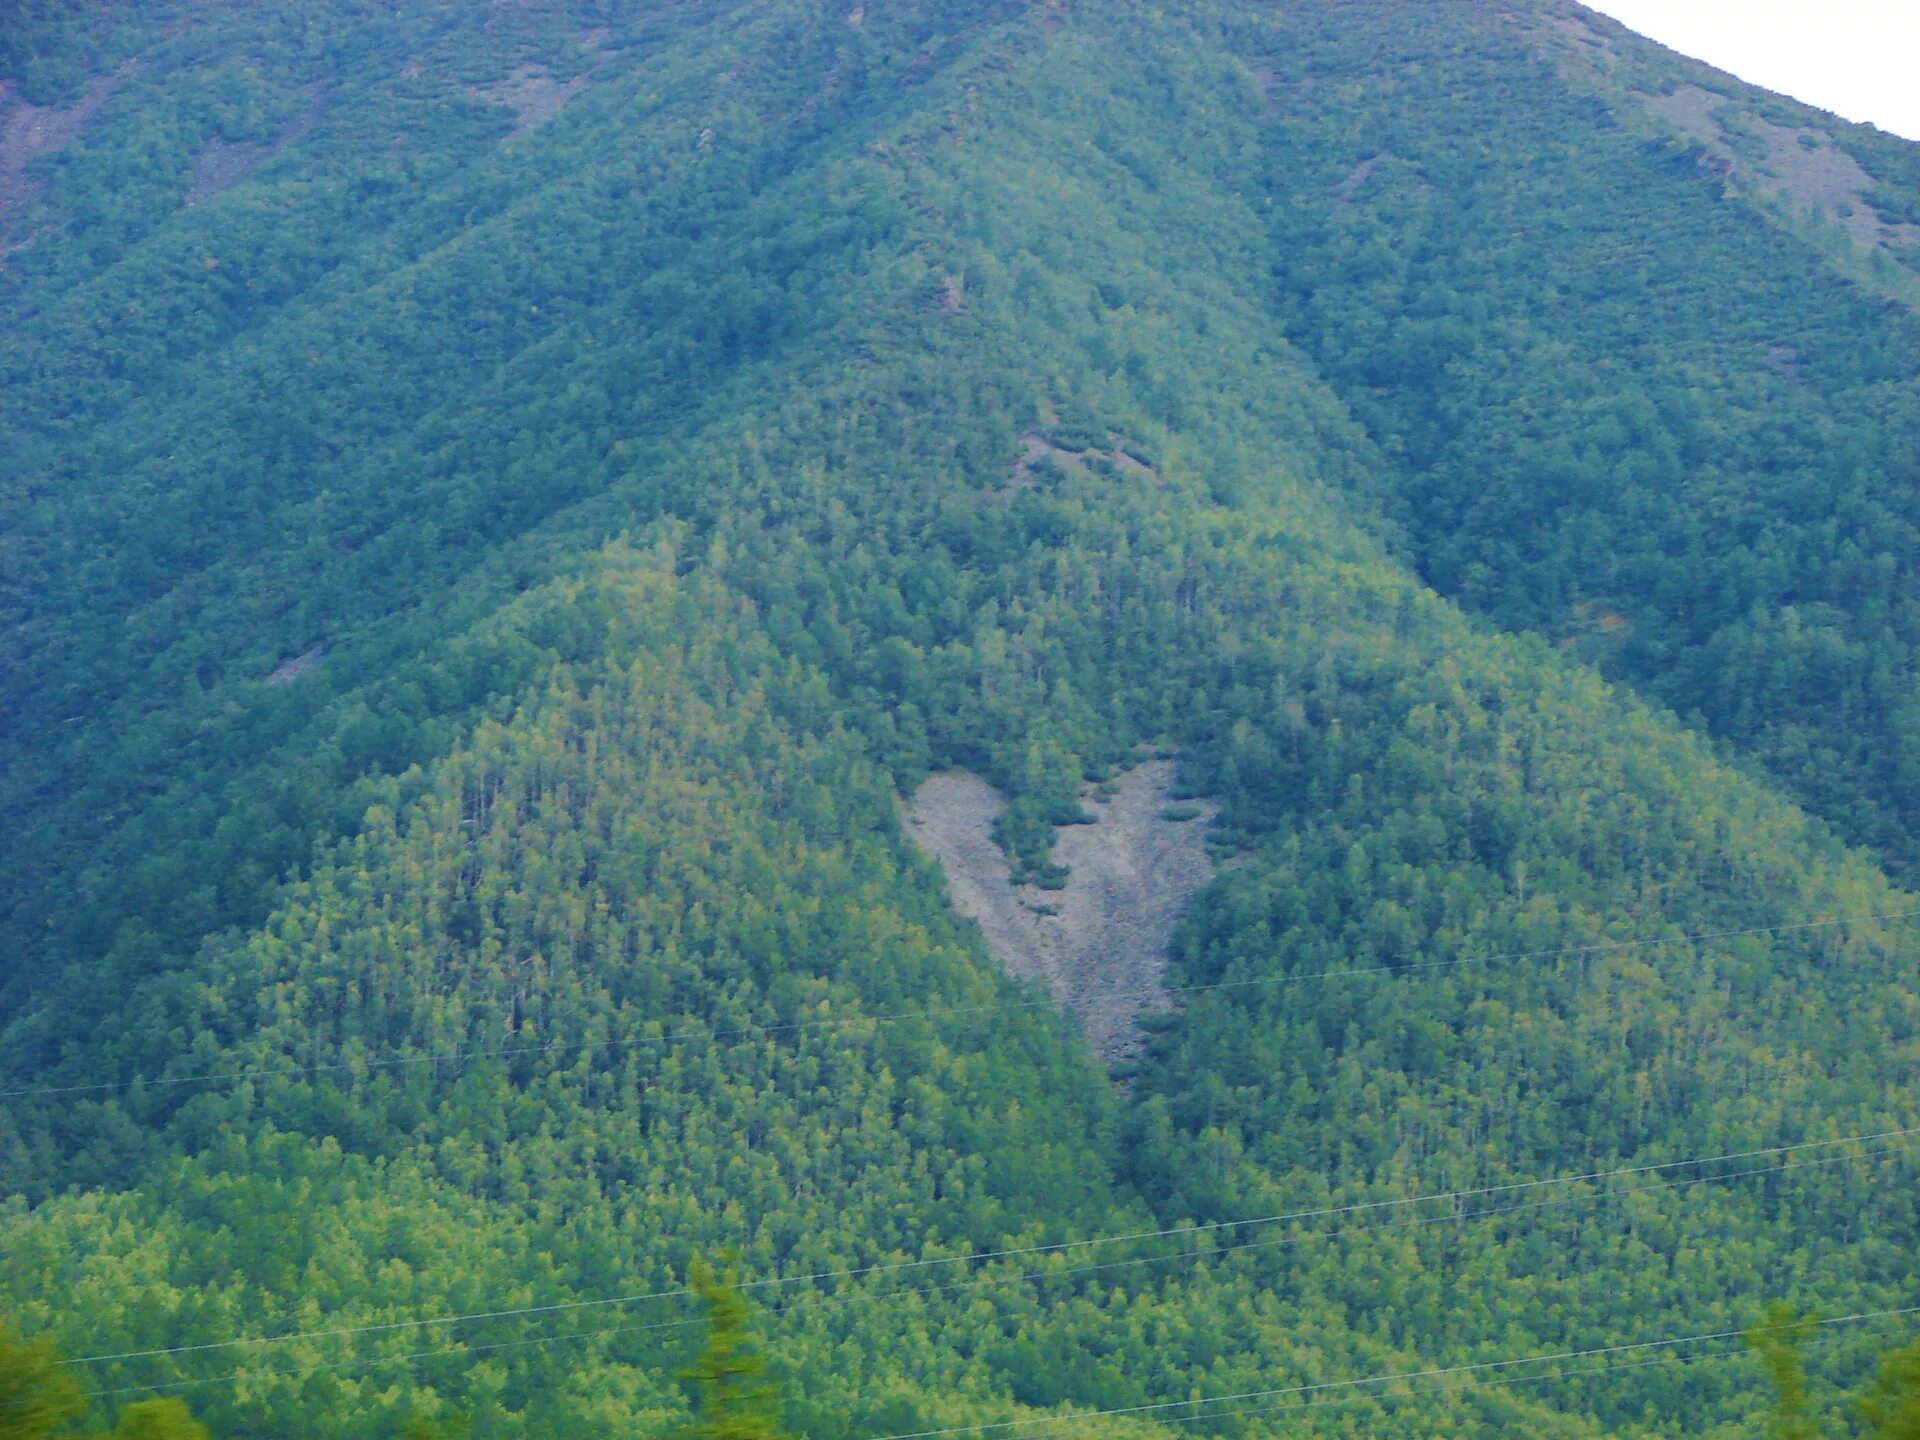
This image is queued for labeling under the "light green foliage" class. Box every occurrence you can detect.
[0,1329,83,1440]
[1861,1343,1920,1440]
[0,1330,208,1440]
[677,1261,789,1440]
[1749,1307,1819,1440]
[1748,1316,1920,1440]
[105,1402,209,1440]
[2,4,1920,1440]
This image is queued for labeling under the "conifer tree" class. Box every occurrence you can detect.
[0,1328,83,1440]
[1748,1306,1818,1440]
[1,1327,217,1440]
[104,1402,208,1440]
[675,1259,790,1440]
[1860,1343,1920,1440]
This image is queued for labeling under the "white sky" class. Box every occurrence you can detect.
[1580,0,1920,142]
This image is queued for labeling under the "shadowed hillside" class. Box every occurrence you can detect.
[3,5,1918,1440]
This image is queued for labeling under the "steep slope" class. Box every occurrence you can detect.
[906,760,1217,1064]
[0,0,1043,1042]
[3,4,1919,1440]
[1241,0,1920,875]
[5,546,1144,1440]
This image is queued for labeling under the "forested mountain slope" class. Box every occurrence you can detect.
[3,4,1918,1440]
[1248,0,1920,875]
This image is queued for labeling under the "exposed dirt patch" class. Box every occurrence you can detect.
[1003,430,1077,492]
[1756,125,1920,249]
[0,63,134,244]
[906,760,1217,1067]
[1546,9,1621,62]
[1514,3,1637,77]
[185,90,324,205]
[472,64,590,140]
[1000,427,1159,496]
[1335,152,1384,204]
[1569,598,1633,640]
[186,139,275,204]
[266,644,326,685]
[1642,82,1719,141]
[1642,84,1920,251]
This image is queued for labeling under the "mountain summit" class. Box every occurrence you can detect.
[3,4,1918,1438]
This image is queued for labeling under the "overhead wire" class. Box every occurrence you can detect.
[72,1130,1917,1397]
[62,1123,1920,1367]
[31,906,1920,1408]
[1152,1338,1762,1428]
[85,1288,1920,1435]
[965,1322,1887,1433]
[855,1304,1920,1440]
[10,905,1915,1102]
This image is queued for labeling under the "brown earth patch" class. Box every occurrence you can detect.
[1000,427,1159,496]
[472,64,590,140]
[1515,4,1645,78]
[1642,82,1721,143]
[185,89,324,205]
[266,644,327,685]
[1569,599,1634,644]
[0,63,134,245]
[905,760,1217,1067]
[1003,430,1078,492]
[1335,152,1384,204]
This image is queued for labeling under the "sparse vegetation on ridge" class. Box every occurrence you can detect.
[3,4,1920,1439]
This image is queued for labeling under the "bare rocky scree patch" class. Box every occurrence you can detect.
[0,64,134,248]
[1643,84,1920,252]
[185,89,326,205]
[906,759,1216,1067]
[998,427,1158,498]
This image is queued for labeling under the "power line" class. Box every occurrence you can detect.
[857,1304,1920,1440]
[1150,1341,1760,1428]
[731,1143,1913,1364]
[81,1144,1896,1398]
[80,1307,706,1401]
[90,1291,1915,1433]
[10,906,1913,1102]
[64,1123,1917,1367]
[742,1142,1911,1344]
[67,1136,1912,1382]
[1139,1326,1851,1431]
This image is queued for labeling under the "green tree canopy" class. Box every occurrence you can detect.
[0,1329,83,1440]
[1861,1342,1920,1440]
[677,1259,790,1440]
